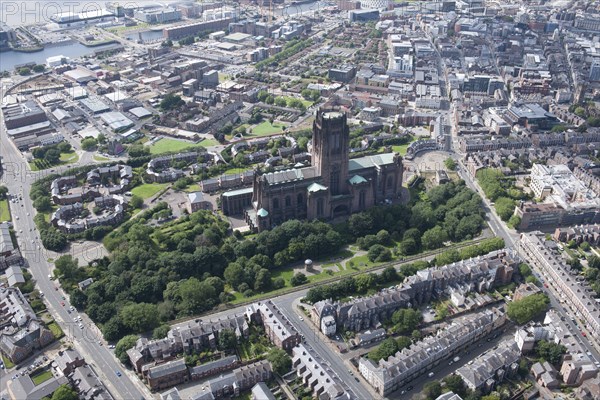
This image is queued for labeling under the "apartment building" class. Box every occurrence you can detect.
[128,315,249,373]
[456,340,520,393]
[554,224,600,246]
[313,250,515,334]
[292,344,351,400]
[359,308,507,395]
[245,301,301,351]
[519,232,600,340]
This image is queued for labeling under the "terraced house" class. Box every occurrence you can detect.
[359,308,507,395]
[312,249,516,334]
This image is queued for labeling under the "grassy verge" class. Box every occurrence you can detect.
[131,183,168,199]
[0,199,10,221]
[93,154,110,162]
[47,321,64,339]
[2,354,15,369]
[31,370,53,385]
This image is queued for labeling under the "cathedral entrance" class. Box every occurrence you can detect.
[332,204,349,217]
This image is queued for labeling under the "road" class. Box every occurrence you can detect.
[275,297,376,400]
[0,122,150,400]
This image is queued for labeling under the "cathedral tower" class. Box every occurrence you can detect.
[312,109,350,196]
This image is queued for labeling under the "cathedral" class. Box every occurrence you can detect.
[244,107,404,231]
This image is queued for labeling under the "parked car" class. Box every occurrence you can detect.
[115,370,122,377]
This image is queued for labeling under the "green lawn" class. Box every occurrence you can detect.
[93,154,110,162]
[31,370,54,385]
[149,138,197,155]
[0,199,10,222]
[2,354,15,369]
[29,151,79,171]
[47,321,63,339]
[282,96,312,108]
[250,121,287,136]
[131,183,168,199]
[224,167,251,175]
[199,138,218,147]
[59,152,79,163]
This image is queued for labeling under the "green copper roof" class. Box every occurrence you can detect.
[348,175,368,185]
[307,183,328,193]
[257,208,269,217]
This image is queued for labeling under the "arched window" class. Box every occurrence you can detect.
[387,175,393,189]
[273,198,279,209]
[317,198,324,217]
[285,196,291,207]
[297,193,303,206]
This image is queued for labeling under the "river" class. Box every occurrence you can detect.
[0,41,118,71]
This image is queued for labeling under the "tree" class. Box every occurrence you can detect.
[367,244,392,262]
[368,338,399,362]
[130,195,143,209]
[32,64,46,73]
[290,272,308,286]
[152,325,170,340]
[33,196,52,212]
[81,137,98,151]
[115,334,139,364]
[267,348,292,375]
[444,158,457,171]
[380,266,398,282]
[396,336,411,351]
[423,381,442,400]
[44,148,61,164]
[18,67,31,76]
[119,303,159,333]
[535,340,566,367]
[508,215,521,229]
[421,226,448,250]
[391,308,422,334]
[494,197,516,221]
[0,186,7,200]
[580,241,591,251]
[57,142,71,153]
[160,93,184,111]
[51,385,78,400]
[70,290,87,310]
[275,97,287,107]
[218,329,237,350]
[507,293,550,324]
[443,375,467,397]
[588,255,600,269]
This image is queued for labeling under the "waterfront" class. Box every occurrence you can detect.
[0,40,116,71]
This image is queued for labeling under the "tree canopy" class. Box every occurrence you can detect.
[507,293,549,325]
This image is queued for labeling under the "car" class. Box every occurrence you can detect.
[26,213,29,216]
[67,310,71,314]
[115,370,122,377]
[39,292,44,297]
[354,377,359,382]
[69,306,74,311]
[428,372,434,377]
[43,357,48,362]
[406,386,413,391]
[15,216,19,220]
[299,316,304,321]
[61,302,65,306]
[453,356,460,362]
[48,275,52,280]
[582,332,587,337]
[98,341,103,346]
[78,324,83,329]
[62,296,65,300]
[55,286,58,291]
[448,361,453,366]
[109,345,115,349]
